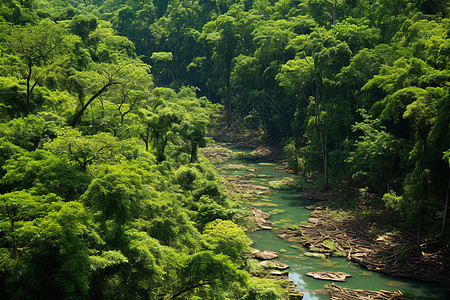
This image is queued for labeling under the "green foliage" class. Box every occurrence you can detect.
[2,19,75,116]
[89,250,128,271]
[4,151,91,200]
[382,191,403,212]
[69,14,98,40]
[0,198,99,299]
[81,170,144,225]
[203,219,251,264]
[346,109,404,194]
[44,128,121,171]
[0,114,47,151]
[170,251,248,299]
[246,277,285,300]
[1,0,450,298]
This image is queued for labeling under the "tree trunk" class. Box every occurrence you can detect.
[26,59,32,116]
[314,59,328,191]
[440,175,450,240]
[70,82,113,127]
[6,206,19,258]
[226,72,231,129]
[332,0,337,26]
[139,129,150,151]
[156,137,167,163]
[190,142,198,163]
[323,132,328,191]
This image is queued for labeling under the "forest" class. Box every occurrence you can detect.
[0,0,449,299]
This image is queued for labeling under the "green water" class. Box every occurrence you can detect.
[217,154,449,299]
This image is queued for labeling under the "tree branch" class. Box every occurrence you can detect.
[171,281,216,299]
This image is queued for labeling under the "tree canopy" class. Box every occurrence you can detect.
[0,0,449,298]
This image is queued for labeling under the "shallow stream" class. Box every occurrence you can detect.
[216,151,448,299]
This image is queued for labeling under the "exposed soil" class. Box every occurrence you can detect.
[300,188,333,201]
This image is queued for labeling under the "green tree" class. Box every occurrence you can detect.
[137,88,183,161]
[203,219,251,265]
[68,14,98,41]
[44,128,120,172]
[169,251,248,299]
[3,19,69,115]
[0,198,100,299]
[201,14,240,128]
[346,109,404,194]
[1,149,91,200]
[68,63,125,127]
[0,114,47,151]
[441,150,450,240]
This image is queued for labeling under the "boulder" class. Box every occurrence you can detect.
[252,208,274,230]
[304,252,326,259]
[259,260,290,270]
[270,270,283,276]
[261,225,273,230]
[273,261,290,270]
[254,250,278,260]
[288,289,304,300]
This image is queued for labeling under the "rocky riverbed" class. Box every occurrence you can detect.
[203,140,450,299]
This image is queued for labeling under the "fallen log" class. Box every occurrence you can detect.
[278,209,450,285]
[326,283,405,299]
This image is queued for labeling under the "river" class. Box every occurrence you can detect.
[216,148,448,299]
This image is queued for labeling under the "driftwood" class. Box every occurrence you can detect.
[280,209,450,286]
[326,283,405,299]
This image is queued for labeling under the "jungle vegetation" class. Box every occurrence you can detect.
[0,0,449,299]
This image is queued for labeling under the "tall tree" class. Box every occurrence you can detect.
[3,19,68,115]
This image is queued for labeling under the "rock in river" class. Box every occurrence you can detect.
[306,271,351,282]
[259,260,290,270]
[252,208,274,230]
[252,249,278,260]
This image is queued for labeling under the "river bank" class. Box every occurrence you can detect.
[202,138,450,299]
